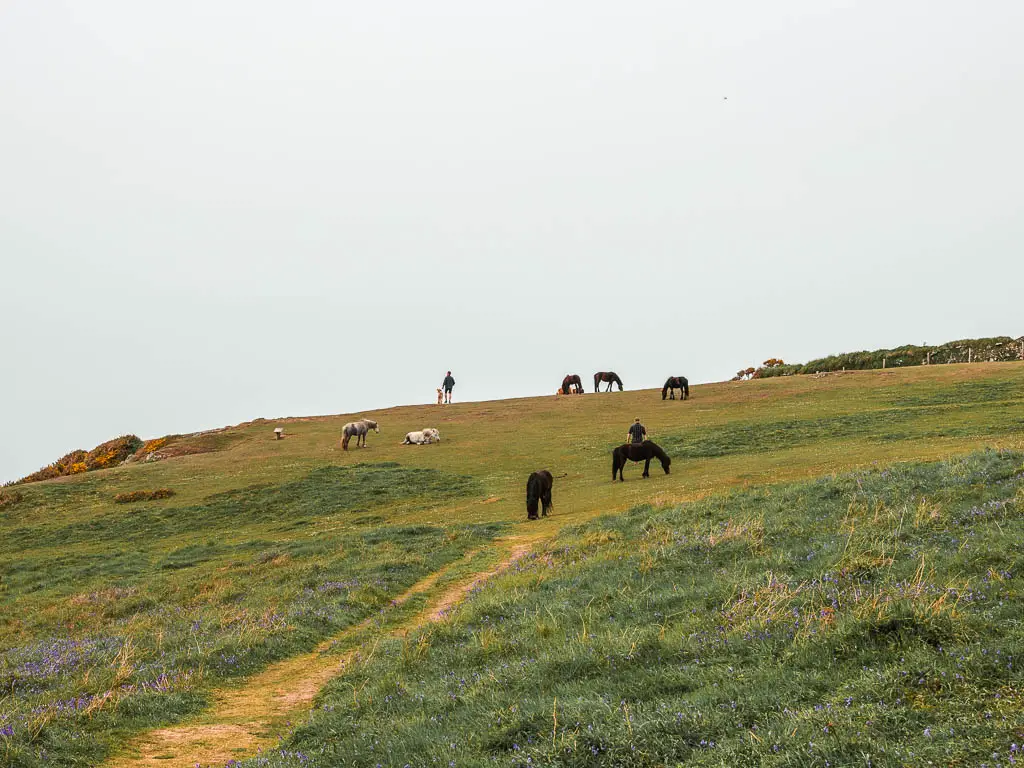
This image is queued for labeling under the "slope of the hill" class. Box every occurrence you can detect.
[245,449,1024,767]
[1,363,1023,767]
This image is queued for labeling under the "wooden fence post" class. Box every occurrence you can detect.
[882,357,886,369]
[968,348,973,364]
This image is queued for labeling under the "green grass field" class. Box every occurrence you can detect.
[2,363,1023,767]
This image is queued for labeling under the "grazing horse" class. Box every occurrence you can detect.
[594,372,624,392]
[662,376,690,400]
[612,441,671,481]
[526,470,554,519]
[561,374,584,395]
[402,428,440,445]
[341,419,379,450]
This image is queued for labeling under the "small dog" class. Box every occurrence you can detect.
[437,388,444,405]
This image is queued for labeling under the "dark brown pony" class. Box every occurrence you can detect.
[561,374,584,395]
[593,372,624,392]
[526,470,554,519]
[612,441,671,481]
[662,376,689,400]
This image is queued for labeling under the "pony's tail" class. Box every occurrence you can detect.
[342,434,350,451]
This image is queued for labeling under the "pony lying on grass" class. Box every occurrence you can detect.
[402,428,440,445]
[341,419,379,450]
[612,441,671,481]
[526,470,553,519]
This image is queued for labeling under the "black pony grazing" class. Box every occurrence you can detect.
[594,371,624,392]
[612,441,671,482]
[561,374,584,395]
[662,376,689,400]
[526,470,554,519]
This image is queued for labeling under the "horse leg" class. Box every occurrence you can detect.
[643,458,651,478]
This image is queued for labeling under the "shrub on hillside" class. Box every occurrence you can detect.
[86,435,142,469]
[113,488,176,504]
[131,437,170,462]
[17,435,143,484]
[126,430,243,465]
[736,336,1023,380]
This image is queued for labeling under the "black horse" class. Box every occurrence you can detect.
[662,376,690,400]
[561,374,584,395]
[594,371,624,392]
[526,470,554,519]
[612,441,671,481]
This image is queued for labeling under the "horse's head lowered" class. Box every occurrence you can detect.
[366,420,380,433]
[652,444,672,474]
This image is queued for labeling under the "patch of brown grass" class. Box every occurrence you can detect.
[113,489,175,504]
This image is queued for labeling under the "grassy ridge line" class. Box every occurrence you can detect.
[241,450,1024,767]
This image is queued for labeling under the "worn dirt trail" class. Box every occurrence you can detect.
[105,535,542,768]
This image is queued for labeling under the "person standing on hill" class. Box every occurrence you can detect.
[442,371,455,404]
[627,417,647,445]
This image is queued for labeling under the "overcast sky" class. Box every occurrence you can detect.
[2,0,1022,482]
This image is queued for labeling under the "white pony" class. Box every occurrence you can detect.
[402,428,441,445]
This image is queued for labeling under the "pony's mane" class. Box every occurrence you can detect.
[646,441,669,461]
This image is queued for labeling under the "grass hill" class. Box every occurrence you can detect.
[1,363,1023,767]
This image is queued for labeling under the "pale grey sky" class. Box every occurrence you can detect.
[2,1,1022,482]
